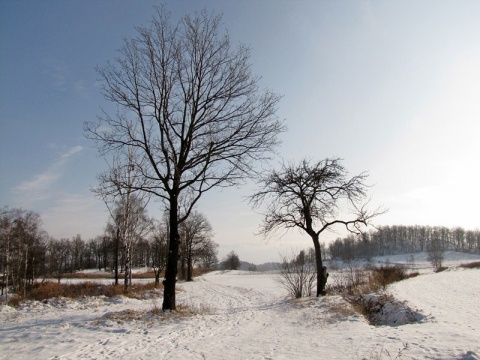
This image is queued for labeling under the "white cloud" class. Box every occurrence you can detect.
[61,145,83,160]
[13,145,83,207]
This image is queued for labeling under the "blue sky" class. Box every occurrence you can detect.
[1,1,479,263]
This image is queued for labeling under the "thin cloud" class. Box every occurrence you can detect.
[43,59,91,97]
[73,80,90,99]
[14,145,83,206]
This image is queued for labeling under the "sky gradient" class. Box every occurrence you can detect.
[1,1,479,264]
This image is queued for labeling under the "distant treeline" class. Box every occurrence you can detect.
[1,206,218,297]
[328,225,480,261]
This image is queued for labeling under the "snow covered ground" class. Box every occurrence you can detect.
[1,253,479,359]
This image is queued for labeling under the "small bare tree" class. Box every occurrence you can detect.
[251,158,385,296]
[179,211,213,281]
[277,250,316,298]
[427,238,444,269]
[85,8,284,310]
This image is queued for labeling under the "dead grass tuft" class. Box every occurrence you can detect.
[175,301,213,316]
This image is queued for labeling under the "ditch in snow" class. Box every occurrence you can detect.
[350,293,425,327]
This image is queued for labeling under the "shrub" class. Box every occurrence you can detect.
[369,266,408,291]
[327,266,368,296]
[326,265,419,296]
[276,250,316,299]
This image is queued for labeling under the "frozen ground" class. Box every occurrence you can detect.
[1,252,479,359]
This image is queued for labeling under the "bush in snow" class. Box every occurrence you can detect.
[277,250,316,299]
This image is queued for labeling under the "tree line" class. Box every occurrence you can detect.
[0,205,218,299]
[328,225,480,261]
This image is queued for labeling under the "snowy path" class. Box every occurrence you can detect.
[1,268,479,359]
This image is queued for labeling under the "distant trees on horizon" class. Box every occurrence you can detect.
[328,224,480,261]
[0,205,219,301]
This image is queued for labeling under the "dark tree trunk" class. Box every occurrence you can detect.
[312,235,328,296]
[187,253,193,282]
[162,196,179,311]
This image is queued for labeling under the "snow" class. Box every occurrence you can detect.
[1,253,479,359]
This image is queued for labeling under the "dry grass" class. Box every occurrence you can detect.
[11,280,163,305]
[26,281,125,301]
[460,261,480,269]
[175,301,213,316]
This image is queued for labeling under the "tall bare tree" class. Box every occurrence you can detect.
[85,8,284,310]
[250,158,384,296]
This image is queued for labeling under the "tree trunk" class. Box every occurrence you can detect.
[187,253,193,282]
[123,244,131,293]
[312,235,328,296]
[154,268,160,288]
[180,254,186,280]
[114,228,120,286]
[162,195,179,311]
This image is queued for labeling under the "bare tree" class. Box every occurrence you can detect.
[427,238,444,269]
[93,147,152,292]
[47,238,70,284]
[150,221,169,288]
[250,158,385,296]
[197,239,219,269]
[222,251,241,270]
[1,207,46,302]
[85,8,284,310]
[179,211,213,281]
[112,194,152,291]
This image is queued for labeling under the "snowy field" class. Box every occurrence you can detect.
[1,253,479,359]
